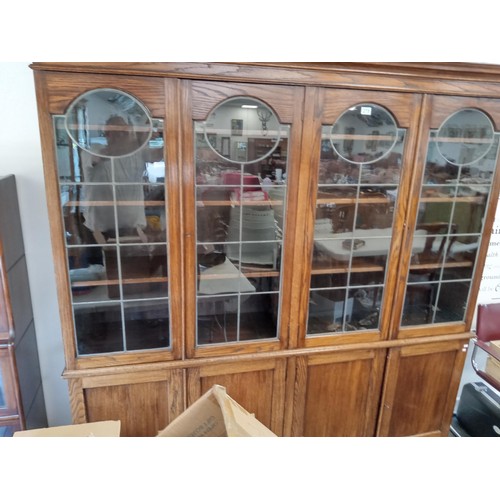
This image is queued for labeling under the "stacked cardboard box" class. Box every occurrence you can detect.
[14,385,276,437]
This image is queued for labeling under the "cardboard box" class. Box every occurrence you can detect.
[157,384,276,437]
[12,385,275,437]
[13,420,121,437]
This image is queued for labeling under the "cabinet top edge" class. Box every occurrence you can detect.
[29,61,500,83]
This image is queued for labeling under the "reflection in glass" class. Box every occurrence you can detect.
[401,112,500,327]
[74,303,124,355]
[54,106,170,356]
[0,367,5,408]
[200,97,282,164]
[0,425,19,437]
[436,109,494,166]
[124,300,169,350]
[198,295,238,344]
[308,122,406,336]
[194,99,288,345]
[65,89,153,158]
[330,104,399,164]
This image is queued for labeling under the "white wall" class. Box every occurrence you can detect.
[0,62,71,426]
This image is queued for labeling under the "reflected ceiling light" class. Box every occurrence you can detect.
[241,105,258,109]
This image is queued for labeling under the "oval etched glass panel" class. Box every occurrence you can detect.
[436,108,495,166]
[330,103,398,164]
[65,89,153,158]
[201,97,282,164]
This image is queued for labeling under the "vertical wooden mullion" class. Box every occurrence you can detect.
[67,377,87,424]
[167,368,186,422]
[282,356,297,436]
[277,86,306,350]
[289,87,325,349]
[388,94,434,339]
[178,80,197,359]
[363,348,387,436]
[375,348,401,436]
[289,355,308,436]
[270,358,287,435]
[164,78,185,361]
[186,367,202,407]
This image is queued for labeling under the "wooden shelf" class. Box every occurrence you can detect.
[429,136,492,144]
[199,269,280,280]
[409,261,474,271]
[311,259,474,276]
[420,196,486,203]
[312,264,385,275]
[316,196,391,205]
[331,134,395,141]
[64,200,164,207]
[71,276,167,288]
[196,199,284,207]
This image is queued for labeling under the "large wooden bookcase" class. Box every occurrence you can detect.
[31,62,500,436]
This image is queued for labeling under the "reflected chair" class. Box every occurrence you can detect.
[406,222,458,323]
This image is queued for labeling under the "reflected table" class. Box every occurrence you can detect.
[314,228,428,261]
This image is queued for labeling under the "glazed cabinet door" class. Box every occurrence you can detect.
[186,358,287,435]
[377,339,468,436]
[181,80,304,358]
[293,88,423,348]
[285,349,386,436]
[34,72,183,369]
[393,95,500,337]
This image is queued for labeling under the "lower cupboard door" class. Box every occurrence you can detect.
[287,349,386,437]
[75,369,184,437]
[186,358,287,436]
[376,339,468,437]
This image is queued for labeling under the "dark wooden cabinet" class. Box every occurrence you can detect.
[31,63,500,436]
[0,175,47,436]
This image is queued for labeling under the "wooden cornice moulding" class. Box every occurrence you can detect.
[30,61,500,98]
[29,61,500,79]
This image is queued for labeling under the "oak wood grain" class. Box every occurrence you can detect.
[32,62,498,437]
[377,339,467,436]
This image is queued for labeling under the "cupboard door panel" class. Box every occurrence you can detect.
[187,358,286,435]
[289,349,386,436]
[83,369,184,437]
[377,339,468,436]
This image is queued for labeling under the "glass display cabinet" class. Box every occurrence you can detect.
[31,63,500,436]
